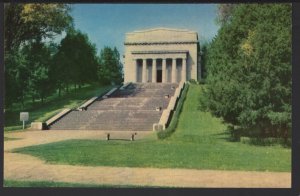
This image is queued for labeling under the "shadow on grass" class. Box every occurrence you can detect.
[214,128,291,148]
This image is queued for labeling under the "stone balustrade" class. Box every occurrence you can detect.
[153,81,186,131]
[45,108,72,128]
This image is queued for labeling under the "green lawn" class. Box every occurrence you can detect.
[5,84,113,131]
[13,84,291,172]
[3,180,164,188]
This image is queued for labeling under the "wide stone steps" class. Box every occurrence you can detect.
[49,110,161,131]
[49,83,178,131]
[88,97,170,110]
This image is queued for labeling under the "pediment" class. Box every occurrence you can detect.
[125,27,198,43]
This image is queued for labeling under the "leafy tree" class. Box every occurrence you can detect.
[22,41,54,103]
[4,3,73,52]
[201,4,291,140]
[97,47,123,85]
[4,3,73,107]
[52,30,98,93]
[216,4,237,25]
[4,49,29,107]
[200,42,209,80]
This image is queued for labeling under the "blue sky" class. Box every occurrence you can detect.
[70,4,220,55]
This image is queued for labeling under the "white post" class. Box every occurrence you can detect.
[172,58,177,83]
[162,58,166,83]
[142,59,147,83]
[182,58,187,82]
[152,59,157,83]
[134,59,138,82]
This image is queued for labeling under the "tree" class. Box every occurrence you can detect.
[4,3,73,107]
[201,4,292,140]
[200,42,209,80]
[4,49,29,107]
[97,47,123,85]
[4,3,73,52]
[216,4,236,25]
[52,30,99,93]
[22,41,54,103]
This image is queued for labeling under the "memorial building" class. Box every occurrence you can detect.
[123,28,201,83]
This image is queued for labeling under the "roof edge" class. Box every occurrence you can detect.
[126,27,197,35]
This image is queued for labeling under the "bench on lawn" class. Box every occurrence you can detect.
[105,132,137,141]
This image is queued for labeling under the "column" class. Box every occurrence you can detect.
[152,58,157,83]
[142,59,147,83]
[171,58,177,83]
[162,58,166,83]
[181,58,187,82]
[134,59,138,82]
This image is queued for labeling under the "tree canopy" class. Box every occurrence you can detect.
[4,3,123,109]
[201,4,292,140]
[97,47,123,85]
[4,3,73,52]
[52,30,99,92]
[4,3,73,107]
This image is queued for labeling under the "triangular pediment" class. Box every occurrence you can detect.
[125,27,198,43]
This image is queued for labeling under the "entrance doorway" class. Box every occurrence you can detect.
[157,70,162,83]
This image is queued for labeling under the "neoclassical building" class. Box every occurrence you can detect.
[123,28,201,83]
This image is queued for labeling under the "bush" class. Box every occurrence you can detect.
[198,79,206,84]
[188,79,198,84]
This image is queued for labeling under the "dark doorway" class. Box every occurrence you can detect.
[157,70,162,83]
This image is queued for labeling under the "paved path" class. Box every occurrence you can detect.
[4,130,291,188]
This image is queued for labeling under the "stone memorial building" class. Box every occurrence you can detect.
[123,28,201,83]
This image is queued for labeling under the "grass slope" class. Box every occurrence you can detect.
[13,84,291,172]
[5,84,113,131]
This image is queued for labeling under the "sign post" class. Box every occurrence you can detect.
[20,112,29,130]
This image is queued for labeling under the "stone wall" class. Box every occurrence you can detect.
[153,81,185,131]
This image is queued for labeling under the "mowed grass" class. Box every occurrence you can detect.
[13,84,291,172]
[3,180,164,188]
[5,84,113,131]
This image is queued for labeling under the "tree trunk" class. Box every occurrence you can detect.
[58,87,61,97]
[21,94,24,109]
[283,127,288,144]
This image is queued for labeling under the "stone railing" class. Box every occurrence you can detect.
[102,87,119,99]
[45,108,72,128]
[77,96,98,111]
[120,82,132,90]
[153,81,185,131]
[31,108,72,130]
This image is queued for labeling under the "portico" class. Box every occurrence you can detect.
[124,28,200,83]
[132,51,187,83]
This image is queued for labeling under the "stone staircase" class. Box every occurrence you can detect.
[49,83,178,131]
